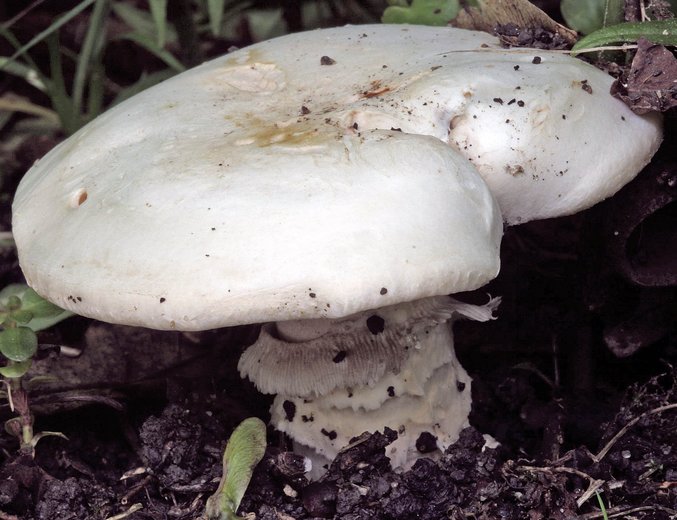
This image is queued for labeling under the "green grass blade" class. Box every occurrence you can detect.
[111,2,157,37]
[72,0,110,117]
[0,57,45,90]
[0,27,51,91]
[116,32,185,72]
[86,60,105,120]
[0,94,59,124]
[572,19,677,54]
[207,0,226,36]
[595,490,609,520]
[6,0,97,63]
[148,0,168,47]
[45,33,78,134]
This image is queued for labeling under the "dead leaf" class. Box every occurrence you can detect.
[610,38,677,113]
[454,0,577,48]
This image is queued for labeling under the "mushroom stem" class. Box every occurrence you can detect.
[272,321,471,477]
[238,296,499,477]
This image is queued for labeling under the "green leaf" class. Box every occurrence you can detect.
[20,288,64,318]
[382,0,460,26]
[26,309,73,333]
[5,295,21,312]
[9,310,33,325]
[572,19,677,54]
[0,285,72,332]
[0,327,38,362]
[561,0,605,35]
[0,284,25,302]
[205,417,267,520]
[0,359,32,379]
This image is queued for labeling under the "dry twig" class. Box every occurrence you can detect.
[592,403,677,463]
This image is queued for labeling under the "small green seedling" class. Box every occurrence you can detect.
[204,417,267,520]
[595,490,609,520]
[382,0,460,26]
[0,284,72,453]
[0,284,72,377]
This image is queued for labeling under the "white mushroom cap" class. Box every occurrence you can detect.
[13,83,501,330]
[13,23,660,329]
[444,57,662,224]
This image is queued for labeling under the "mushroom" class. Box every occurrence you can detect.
[12,24,661,474]
[14,126,503,473]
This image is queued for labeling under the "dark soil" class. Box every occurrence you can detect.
[6,312,675,520]
[1,2,676,519]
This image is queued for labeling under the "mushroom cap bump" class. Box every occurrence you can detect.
[13,24,661,326]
